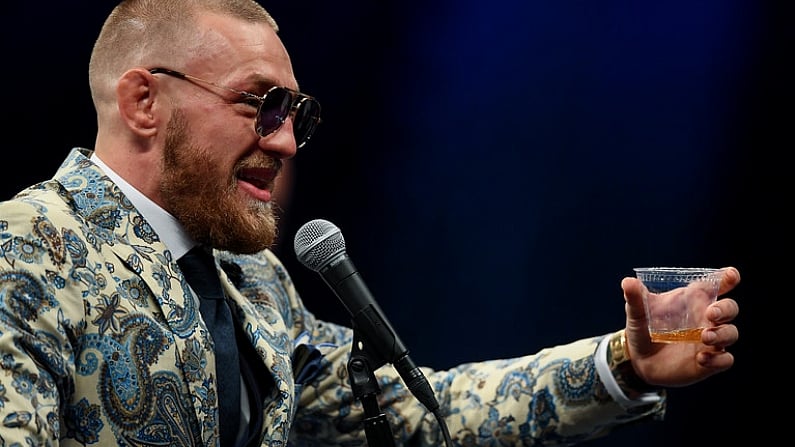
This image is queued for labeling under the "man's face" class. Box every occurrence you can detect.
[155,14,301,253]
[160,109,281,253]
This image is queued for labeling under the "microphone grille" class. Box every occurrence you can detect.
[293,219,346,272]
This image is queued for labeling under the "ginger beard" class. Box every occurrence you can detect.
[160,110,280,253]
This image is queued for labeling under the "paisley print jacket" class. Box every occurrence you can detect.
[0,148,664,446]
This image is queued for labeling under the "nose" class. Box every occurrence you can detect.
[257,118,298,159]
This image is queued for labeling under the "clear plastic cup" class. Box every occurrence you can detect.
[633,267,724,343]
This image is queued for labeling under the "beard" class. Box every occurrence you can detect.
[159,110,281,254]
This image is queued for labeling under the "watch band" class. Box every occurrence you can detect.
[606,329,656,398]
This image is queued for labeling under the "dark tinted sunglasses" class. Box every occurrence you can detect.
[149,67,321,148]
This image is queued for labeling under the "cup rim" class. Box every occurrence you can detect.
[633,267,723,273]
[633,267,724,285]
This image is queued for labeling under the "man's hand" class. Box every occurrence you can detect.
[620,266,741,387]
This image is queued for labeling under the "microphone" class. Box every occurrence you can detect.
[294,219,440,413]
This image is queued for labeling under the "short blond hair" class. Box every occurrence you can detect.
[88,0,278,107]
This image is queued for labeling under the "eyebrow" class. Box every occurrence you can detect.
[241,72,301,94]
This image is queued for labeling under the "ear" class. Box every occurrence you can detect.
[116,68,164,137]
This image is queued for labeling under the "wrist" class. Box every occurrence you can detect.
[607,330,657,398]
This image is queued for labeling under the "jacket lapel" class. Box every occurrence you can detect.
[55,148,217,438]
[219,267,296,433]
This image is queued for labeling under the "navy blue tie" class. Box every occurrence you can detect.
[178,246,241,446]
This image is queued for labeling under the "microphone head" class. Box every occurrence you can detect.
[294,219,346,272]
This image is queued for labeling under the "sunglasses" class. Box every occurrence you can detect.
[149,67,321,148]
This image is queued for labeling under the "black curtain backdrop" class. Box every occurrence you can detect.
[4,0,783,445]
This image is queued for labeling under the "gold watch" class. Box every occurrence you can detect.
[606,329,655,398]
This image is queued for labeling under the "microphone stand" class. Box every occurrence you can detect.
[347,328,396,447]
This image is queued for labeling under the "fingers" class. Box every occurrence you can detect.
[718,266,741,295]
[703,320,739,348]
[696,349,735,371]
[707,298,740,324]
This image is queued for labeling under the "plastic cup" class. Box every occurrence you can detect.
[633,267,724,343]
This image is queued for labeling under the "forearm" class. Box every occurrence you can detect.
[294,335,666,446]
[429,336,664,445]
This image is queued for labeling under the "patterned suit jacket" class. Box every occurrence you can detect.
[0,148,664,446]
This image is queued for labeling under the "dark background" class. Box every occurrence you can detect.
[3,1,785,445]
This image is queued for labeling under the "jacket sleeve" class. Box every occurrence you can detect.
[224,249,666,447]
[0,199,79,444]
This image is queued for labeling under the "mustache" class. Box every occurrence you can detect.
[236,153,283,175]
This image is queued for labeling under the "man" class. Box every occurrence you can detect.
[0,0,740,446]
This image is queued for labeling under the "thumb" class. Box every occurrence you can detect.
[621,276,647,321]
[620,276,656,359]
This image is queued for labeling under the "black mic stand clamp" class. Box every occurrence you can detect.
[347,328,397,447]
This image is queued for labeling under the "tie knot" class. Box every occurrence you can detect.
[178,246,224,300]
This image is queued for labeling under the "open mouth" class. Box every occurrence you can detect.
[236,165,278,203]
[237,167,275,190]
